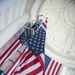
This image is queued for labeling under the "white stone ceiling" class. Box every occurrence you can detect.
[38,0,75,59]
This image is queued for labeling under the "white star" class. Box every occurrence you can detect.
[42,37,44,39]
[41,46,43,48]
[41,49,43,51]
[37,45,39,47]
[30,42,32,44]
[36,35,38,37]
[36,48,38,50]
[32,47,34,49]
[40,31,42,33]
[40,28,42,30]
[39,34,41,35]
[43,34,45,36]
[36,51,38,53]
[34,41,36,43]
[38,42,40,44]
[39,36,41,38]
[33,44,35,46]
[39,39,40,41]
[31,39,32,41]
[42,43,44,44]
[42,40,44,41]
[35,38,37,39]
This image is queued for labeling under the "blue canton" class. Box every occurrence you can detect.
[28,27,46,56]
[45,55,51,71]
[19,32,29,45]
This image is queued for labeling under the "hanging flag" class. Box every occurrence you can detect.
[14,18,48,75]
[5,47,28,75]
[0,17,48,75]
[14,47,44,75]
[0,32,28,67]
[45,55,62,75]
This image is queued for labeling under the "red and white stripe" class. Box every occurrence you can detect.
[0,38,22,67]
[45,59,62,75]
[5,48,28,75]
[42,18,48,30]
[14,48,44,75]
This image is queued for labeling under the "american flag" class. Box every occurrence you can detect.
[13,18,47,75]
[5,47,28,75]
[14,24,47,75]
[0,18,48,75]
[45,55,62,75]
[0,38,22,67]
[0,32,28,74]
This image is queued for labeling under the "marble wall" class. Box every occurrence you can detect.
[38,0,75,74]
[38,0,75,62]
[0,0,40,48]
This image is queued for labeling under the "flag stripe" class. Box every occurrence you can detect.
[14,50,39,73]
[0,39,21,66]
[55,64,62,75]
[0,39,20,63]
[10,18,48,75]
[26,65,43,75]
[37,54,44,70]
[15,49,44,75]
[42,18,47,29]
[51,62,58,75]
[23,52,33,64]
[19,50,31,66]
[43,23,47,29]
[45,56,62,75]
[6,50,25,75]
[47,60,55,75]
[50,61,57,75]
[15,56,39,74]
[37,70,43,75]
[53,63,60,75]
[0,38,19,59]
[16,62,41,75]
